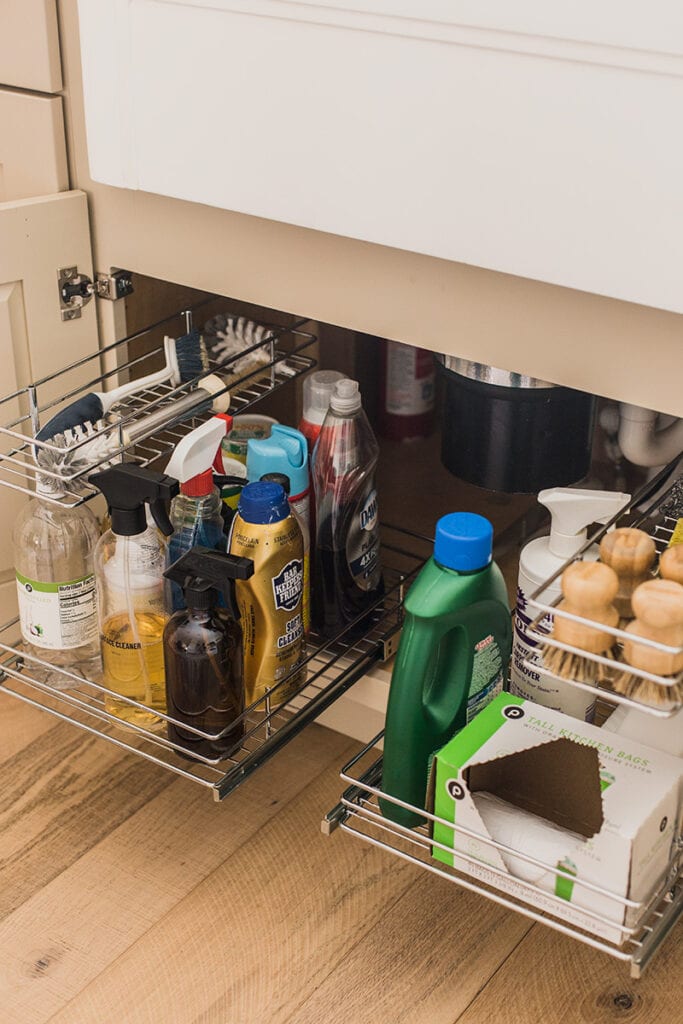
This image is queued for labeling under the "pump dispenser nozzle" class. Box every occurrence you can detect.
[164,546,253,619]
[539,487,632,559]
[90,463,179,536]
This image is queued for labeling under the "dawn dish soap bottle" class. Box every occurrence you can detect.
[312,378,384,640]
[380,512,512,828]
[163,546,254,760]
[164,415,232,610]
[13,475,101,682]
[90,464,179,727]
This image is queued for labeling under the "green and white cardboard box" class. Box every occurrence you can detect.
[432,693,683,945]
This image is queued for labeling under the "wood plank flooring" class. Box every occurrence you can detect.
[1,694,682,1024]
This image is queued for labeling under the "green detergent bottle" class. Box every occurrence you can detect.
[380,512,512,827]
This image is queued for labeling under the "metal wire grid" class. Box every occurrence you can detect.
[0,529,426,801]
[0,303,317,507]
[324,739,683,978]
[523,457,683,719]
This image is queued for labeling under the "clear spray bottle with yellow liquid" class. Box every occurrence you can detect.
[90,464,179,727]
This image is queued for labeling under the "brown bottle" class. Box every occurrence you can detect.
[163,547,254,761]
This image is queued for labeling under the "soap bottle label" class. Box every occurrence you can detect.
[16,571,97,650]
[467,634,504,723]
[347,486,380,591]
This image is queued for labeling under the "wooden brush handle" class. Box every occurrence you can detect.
[623,579,683,675]
[599,528,656,618]
[660,545,683,586]
[554,561,619,653]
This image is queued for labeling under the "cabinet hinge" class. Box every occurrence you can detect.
[95,270,134,301]
[58,266,94,321]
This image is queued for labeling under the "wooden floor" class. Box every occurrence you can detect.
[1,695,683,1024]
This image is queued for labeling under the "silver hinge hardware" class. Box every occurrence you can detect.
[95,270,134,301]
[58,266,94,321]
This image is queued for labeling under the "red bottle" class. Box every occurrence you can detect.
[378,340,435,441]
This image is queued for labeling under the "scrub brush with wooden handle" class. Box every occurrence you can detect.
[598,527,656,619]
[660,545,683,586]
[611,579,683,706]
[541,561,620,683]
[35,331,208,442]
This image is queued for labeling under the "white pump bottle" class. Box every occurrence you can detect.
[509,487,630,721]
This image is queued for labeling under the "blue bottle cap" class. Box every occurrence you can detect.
[237,481,290,524]
[434,512,493,571]
[246,425,309,497]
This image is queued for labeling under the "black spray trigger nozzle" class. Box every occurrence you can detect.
[89,463,179,537]
[164,546,254,617]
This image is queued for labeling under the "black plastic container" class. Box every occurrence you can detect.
[437,357,596,494]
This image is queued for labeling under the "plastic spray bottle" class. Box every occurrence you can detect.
[165,415,232,609]
[380,513,511,827]
[312,379,383,640]
[13,475,101,680]
[163,546,254,760]
[247,425,311,633]
[90,464,179,726]
[229,481,306,709]
[510,487,629,720]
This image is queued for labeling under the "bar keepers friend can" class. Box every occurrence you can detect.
[229,481,306,709]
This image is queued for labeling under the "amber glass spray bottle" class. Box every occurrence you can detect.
[163,546,254,760]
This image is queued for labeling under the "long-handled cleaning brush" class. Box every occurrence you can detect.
[33,374,231,481]
[35,331,208,442]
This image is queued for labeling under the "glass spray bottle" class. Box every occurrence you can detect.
[163,546,254,760]
[89,464,179,727]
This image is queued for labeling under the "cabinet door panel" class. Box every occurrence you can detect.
[0,90,68,202]
[0,0,62,93]
[0,191,99,580]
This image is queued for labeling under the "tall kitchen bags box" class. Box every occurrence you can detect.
[431,694,683,944]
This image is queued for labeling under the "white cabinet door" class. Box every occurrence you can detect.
[0,190,100,616]
[78,0,683,313]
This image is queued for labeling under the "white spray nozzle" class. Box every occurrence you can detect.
[538,487,631,559]
[164,417,228,484]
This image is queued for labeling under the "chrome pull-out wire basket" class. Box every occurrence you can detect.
[524,454,683,718]
[0,302,317,507]
[324,737,683,978]
[0,526,427,800]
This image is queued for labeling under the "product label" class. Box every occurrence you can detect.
[232,514,306,707]
[347,486,381,591]
[16,571,97,651]
[272,559,303,613]
[385,341,435,416]
[510,586,595,721]
[467,634,504,723]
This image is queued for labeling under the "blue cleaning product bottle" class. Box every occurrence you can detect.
[380,512,512,827]
[165,416,232,610]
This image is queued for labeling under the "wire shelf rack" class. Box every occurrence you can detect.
[0,302,317,507]
[0,526,427,800]
[524,454,683,718]
[323,736,683,978]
